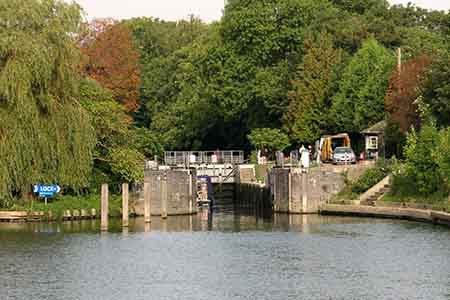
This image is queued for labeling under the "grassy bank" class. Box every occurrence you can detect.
[382,194,450,212]
[5,194,124,220]
[336,160,391,200]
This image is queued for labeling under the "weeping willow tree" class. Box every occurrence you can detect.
[0,0,96,203]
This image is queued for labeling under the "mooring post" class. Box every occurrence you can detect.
[188,173,193,215]
[288,172,292,213]
[161,173,168,219]
[101,183,109,231]
[144,182,151,223]
[122,183,129,227]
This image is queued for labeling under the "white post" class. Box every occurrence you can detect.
[144,182,151,223]
[101,184,108,231]
[122,183,129,227]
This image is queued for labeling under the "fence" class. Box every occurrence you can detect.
[163,151,244,166]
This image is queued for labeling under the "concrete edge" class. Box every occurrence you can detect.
[319,204,450,227]
[358,175,391,203]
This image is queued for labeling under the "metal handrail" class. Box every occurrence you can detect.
[164,151,244,166]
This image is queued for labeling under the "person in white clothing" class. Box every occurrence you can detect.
[300,145,310,172]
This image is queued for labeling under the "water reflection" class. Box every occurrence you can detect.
[1,204,450,300]
[0,205,440,235]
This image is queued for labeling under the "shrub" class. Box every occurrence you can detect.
[403,125,441,195]
[435,128,450,193]
[351,161,390,194]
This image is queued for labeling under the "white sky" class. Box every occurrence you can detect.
[69,0,450,22]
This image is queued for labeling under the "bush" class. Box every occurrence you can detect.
[351,161,390,194]
[403,125,441,195]
[390,125,450,200]
[436,128,450,193]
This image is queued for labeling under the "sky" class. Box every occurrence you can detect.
[69,0,450,22]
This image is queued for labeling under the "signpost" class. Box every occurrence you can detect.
[33,184,61,205]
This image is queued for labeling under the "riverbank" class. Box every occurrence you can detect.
[320,204,450,227]
[0,194,127,222]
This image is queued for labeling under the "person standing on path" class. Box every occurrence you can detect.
[300,145,310,173]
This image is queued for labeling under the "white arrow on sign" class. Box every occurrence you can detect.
[55,185,61,193]
[33,185,39,193]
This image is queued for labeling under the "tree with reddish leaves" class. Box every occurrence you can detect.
[81,19,141,112]
[385,55,431,133]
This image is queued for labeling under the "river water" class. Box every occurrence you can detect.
[1,205,450,300]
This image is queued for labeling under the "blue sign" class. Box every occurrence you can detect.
[33,185,61,198]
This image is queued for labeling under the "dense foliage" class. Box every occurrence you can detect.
[125,0,449,152]
[247,128,291,154]
[81,20,141,112]
[351,161,391,194]
[1,0,450,203]
[283,33,342,144]
[79,79,154,186]
[331,38,395,134]
[421,53,450,128]
[391,124,449,197]
[0,0,95,203]
[385,55,432,133]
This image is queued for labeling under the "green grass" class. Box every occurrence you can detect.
[6,194,123,220]
[382,193,450,212]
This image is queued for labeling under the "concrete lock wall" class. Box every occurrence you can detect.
[271,168,344,214]
[270,168,290,213]
[140,169,197,216]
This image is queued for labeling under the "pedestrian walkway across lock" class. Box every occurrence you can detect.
[148,151,247,184]
[163,151,245,167]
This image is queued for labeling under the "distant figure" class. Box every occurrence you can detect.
[260,148,268,165]
[189,153,196,164]
[300,145,310,172]
[308,145,313,161]
[211,153,218,164]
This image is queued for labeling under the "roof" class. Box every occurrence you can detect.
[322,133,350,139]
[362,120,387,135]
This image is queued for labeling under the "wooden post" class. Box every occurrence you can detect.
[288,172,292,213]
[188,173,193,215]
[101,184,108,231]
[273,172,277,212]
[144,182,151,223]
[122,183,129,227]
[161,173,168,219]
[397,47,402,74]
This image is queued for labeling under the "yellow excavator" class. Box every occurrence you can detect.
[320,133,351,162]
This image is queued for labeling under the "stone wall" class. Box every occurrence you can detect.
[270,168,345,214]
[136,169,197,216]
[270,168,290,213]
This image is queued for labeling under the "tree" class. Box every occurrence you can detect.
[247,128,290,154]
[283,32,342,144]
[420,53,450,128]
[81,20,141,112]
[403,124,441,196]
[385,55,431,133]
[0,0,95,203]
[436,128,450,193]
[331,0,389,15]
[222,0,339,66]
[331,38,395,134]
[79,79,160,184]
[125,17,208,127]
